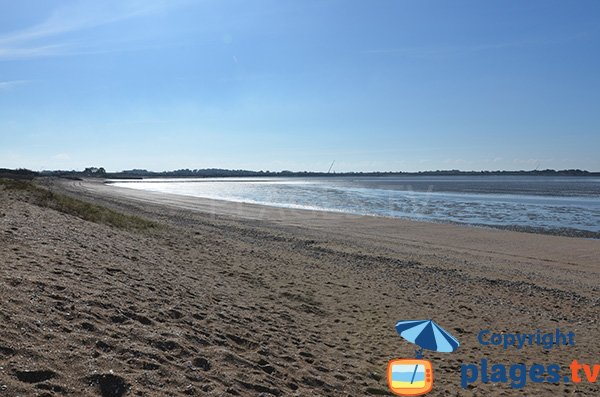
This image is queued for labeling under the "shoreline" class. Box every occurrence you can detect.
[1,177,598,396]
[56,178,600,303]
[104,178,600,239]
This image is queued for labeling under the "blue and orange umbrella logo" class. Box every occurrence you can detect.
[388,320,459,396]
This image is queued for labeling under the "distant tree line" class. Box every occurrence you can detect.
[22,167,600,179]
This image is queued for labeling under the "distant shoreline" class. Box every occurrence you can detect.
[104,176,600,239]
[3,167,599,180]
[50,169,600,179]
[85,178,600,239]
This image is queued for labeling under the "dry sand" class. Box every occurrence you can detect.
[1,178,598,396]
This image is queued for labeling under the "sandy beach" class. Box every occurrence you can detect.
[1,178,598,396]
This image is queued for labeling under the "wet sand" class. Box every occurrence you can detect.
[1,178,598,396]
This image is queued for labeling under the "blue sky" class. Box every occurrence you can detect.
[1,0,599,172]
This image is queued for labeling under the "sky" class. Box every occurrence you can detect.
[0,0,599,172]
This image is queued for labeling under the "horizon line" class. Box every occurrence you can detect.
[4,167,597,175]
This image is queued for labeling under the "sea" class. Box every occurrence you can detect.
[109,176,600,238]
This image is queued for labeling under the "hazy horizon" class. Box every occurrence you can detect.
[1,1,599,172]
[29,166,600,174]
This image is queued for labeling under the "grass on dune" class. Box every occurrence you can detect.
[0,178,158,232]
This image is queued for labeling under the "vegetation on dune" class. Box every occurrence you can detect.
[0,178,158,232]
[0,168,38,180]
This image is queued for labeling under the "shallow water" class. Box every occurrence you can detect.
[109,176,600,236]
